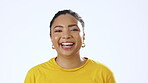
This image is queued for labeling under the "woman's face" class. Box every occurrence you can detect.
[51,14,84,57]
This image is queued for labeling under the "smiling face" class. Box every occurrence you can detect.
[50,14,84,57]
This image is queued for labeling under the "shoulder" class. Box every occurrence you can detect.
[24,61,50,83]
[27,62,47,74]
[27,58,53,73]
[88,59,113,74]
[87,59,116,83]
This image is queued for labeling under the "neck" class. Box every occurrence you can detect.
[56,53,86,69]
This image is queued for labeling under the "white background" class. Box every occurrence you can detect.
[0,0,148,83]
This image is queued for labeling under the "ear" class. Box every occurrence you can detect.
[83,33,85,40]
[50,34,53,43]
[50,35,52,39]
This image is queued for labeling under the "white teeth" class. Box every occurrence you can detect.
[61,43,74,46]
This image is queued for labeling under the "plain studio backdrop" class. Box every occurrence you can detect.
[0,0,148,83]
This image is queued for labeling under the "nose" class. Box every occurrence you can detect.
[62,30,71,39]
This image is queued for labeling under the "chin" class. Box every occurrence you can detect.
[58,51,79,57]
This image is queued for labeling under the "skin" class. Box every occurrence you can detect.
[50,14,86,69]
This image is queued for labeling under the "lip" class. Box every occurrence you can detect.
[60,41,75,43]
[60,41,75,50]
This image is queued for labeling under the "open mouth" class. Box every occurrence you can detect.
[60,42,75,49]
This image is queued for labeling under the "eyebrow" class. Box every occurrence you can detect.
[54,25,63,29]
[54,24,78,29]
[68,24,78,27]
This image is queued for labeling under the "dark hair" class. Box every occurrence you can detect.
[49,9,85,36]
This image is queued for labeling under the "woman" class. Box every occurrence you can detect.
[24,9,116,83]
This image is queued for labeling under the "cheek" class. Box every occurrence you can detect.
[75,33,83,39]
[54,36,59,40]
[77,34,82,39]
[74,34,83,42]
[51,35,60,42]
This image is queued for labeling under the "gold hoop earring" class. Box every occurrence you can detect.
[82,42,85,48]
[52,45,55,49]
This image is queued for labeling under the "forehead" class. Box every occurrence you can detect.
[52,14,78,27]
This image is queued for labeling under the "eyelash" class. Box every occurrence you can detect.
[54,29,79,33]
[70,29,79,31]
[55,30,62,32]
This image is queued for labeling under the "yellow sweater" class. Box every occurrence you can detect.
[24,57,115,83]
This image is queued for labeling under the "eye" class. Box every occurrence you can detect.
[55,30,62,32]
[70,29,79,31]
